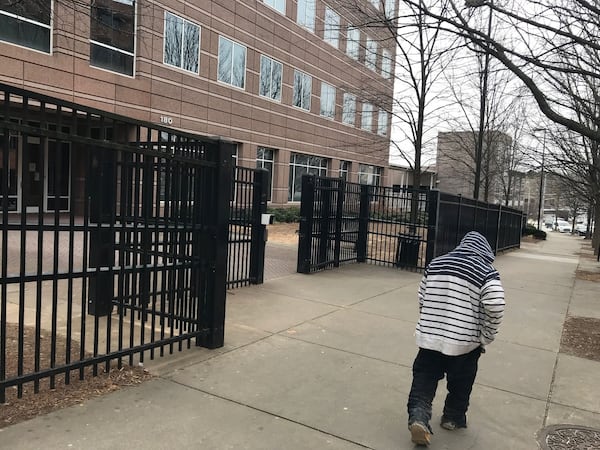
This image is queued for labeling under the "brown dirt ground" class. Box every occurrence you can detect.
[560,316,600,362]
[1,323,152,429]
[267,222,299,245]
[576,270,600,282]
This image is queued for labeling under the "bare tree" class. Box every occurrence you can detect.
[389,0,458,190]
[397,0,600,245]
[437,53,529,203]
[333,0,458,189]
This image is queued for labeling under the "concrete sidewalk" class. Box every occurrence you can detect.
[2,233,599,449]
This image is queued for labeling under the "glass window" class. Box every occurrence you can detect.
[163,12,200,73]
[361,103,373,132]
[297,0,315,32]
[264,0,285,14]
[358,164,382,186]
[259,55,283,101]
[320,82,335,119]
[342,93,356,126]
[218,36,247,89]
[369,0,380,9]
[378,110,388,136]
[339,160,350,181]
[323,7,340,48]
[381,49,392,79]
[256,147,275,201]
[90,0,136,76]
[346,26,360,60]
[365,37,377,71]
[385,0,395,18]
[293,70,312,111]
[288,153,328,201]
[0,0,51,53]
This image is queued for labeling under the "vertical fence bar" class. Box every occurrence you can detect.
[318,178,331,267]
[297,175,315,273]
[357,184,370,263]
[250,168,268,284]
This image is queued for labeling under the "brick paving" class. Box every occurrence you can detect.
[264,242,297,281]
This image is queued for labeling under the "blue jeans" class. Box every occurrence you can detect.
[407,347,482,428]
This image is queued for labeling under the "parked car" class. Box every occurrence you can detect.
[555,220,572,233]
[575,223,588,236]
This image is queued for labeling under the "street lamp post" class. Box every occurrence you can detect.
[465,0,493,201]
[535,129,547,230]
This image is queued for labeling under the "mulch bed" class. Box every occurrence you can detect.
[560,316,600,362]
[576,270,600,282]
[1,323,152,428]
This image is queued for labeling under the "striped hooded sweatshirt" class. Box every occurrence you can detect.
[415,231,505,356]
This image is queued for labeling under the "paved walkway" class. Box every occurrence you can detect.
[1,232,600,449]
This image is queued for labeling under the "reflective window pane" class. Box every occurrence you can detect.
[164,13,182,68]
[183,21,199,72]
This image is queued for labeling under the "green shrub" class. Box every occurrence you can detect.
[267,206,301,223]
[522,225,537,236]
[533,229,547,240]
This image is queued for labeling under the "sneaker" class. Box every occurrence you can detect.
[440,417,466,430]
[440,418,457,430]
[409,421,432,446]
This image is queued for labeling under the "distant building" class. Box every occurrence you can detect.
[436,130,517,204]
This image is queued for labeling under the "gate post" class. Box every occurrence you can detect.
[356,184,370,262]
[198,141,232,349]
[88,148,116,317]
[297,175,315,273]
[425,189,440,266]
[250,168,269,284]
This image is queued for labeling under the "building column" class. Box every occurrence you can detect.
[271,148,290,205]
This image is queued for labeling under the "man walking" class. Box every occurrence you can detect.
[407,231,505,446]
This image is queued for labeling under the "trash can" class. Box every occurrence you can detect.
[395,233,420,268]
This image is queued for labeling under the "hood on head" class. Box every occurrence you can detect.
[455,231,495,263]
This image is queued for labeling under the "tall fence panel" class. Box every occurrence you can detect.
[298,177,436,272]
[0,84,231,403]
[434,192,522,259]
[298,176,347,273]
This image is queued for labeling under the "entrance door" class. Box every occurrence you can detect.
[23,136,44,213]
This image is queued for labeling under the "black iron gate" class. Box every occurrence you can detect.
[298,175,437,272]
[228,167,268,288]
[0,84,232,402]
[298,175,522,274]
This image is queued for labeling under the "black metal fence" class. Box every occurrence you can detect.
[0,84,234,402]
[434,192,524,258]
[298,175,523,274]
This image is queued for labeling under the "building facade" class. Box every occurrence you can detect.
[0,0,396,212]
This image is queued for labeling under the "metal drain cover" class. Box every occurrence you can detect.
[537,424,600,449]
